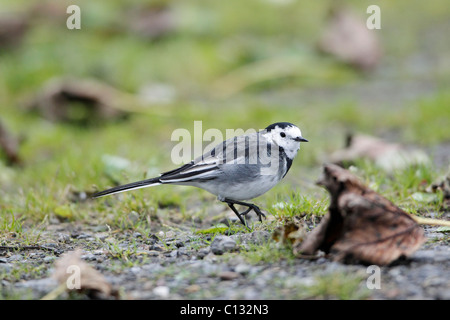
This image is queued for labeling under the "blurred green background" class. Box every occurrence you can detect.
[0,0,449,230]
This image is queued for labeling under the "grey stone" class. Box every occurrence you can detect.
[197,247,211,258]
[211,235,238,255]
[16,278,58,293]
[235,263,251,275]
[43,256,56,263]
[8,254,23,262]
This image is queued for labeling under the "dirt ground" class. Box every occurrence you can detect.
[1,211,449,300]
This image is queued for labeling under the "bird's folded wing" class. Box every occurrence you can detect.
[198,132,275,165]
[160,162,220,183]
[159,132,277,183]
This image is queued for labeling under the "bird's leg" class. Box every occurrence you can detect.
[226,202,249,228]
[240,207,253,217]
[227,199,266,222]
[238,201,265,222]
[223,198,266,224]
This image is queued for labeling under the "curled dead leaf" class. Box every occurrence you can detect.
[298,164,427,265]
[329,133,430,172]
[317,4,382,70]
[52,249,117,299]
[125,4,177,40]
[25,78,133,124]
[0,13,29,49]
[273,217,308,249]
[0,119,22,166]
[427,170,450,209]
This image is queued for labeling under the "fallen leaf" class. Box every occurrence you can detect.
[273,217,307,250]
[0,119,22,166]
[29,0,73,23]
[329,133,430,172]
[124,4,177,40]
[317,4,382,70]
[52,249,117,299]
[427,170,450,209]
[0,13,29,49]
[25,77,133,124]
[298,164,427,265]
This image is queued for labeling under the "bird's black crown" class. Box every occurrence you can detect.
[265,122,295,132]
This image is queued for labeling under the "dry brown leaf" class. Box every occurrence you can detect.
[125,4,177,40]
[52,249,117,299]
[25,78,131,124]
[273,217,308,254]
[0,119,21,166]
[329,133,429,172]
[29,1,73,22]
[317,5,382,70]
[0,13,29,49]
[428,170,450,209]
[298,164,427,265]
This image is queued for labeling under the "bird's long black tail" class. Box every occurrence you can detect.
[92,177,161,198]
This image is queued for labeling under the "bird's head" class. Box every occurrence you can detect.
[263,122,308,159]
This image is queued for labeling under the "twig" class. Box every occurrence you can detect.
[0,245,62,255]
[40,283,67,300]
[410,215,450,227]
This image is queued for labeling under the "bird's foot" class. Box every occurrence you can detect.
[223,199,266,228]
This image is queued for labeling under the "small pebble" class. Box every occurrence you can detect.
[197,247,211,259]
[57,233,71,243]
[178,247,188,256]
[235,263,251,275]
[175,240,185,248]
[130,266,141,274]
[153,286,170,298]
[219,271,240,281]
[146,250,161,257]
[81,253,97,261]
[8,254,23,262]
[211,235,238,255]
[43,256,56,263]
[0,263,12,272]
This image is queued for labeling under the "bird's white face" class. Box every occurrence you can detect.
[263,124,307,159]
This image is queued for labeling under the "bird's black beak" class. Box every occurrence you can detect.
[293,136,308,142]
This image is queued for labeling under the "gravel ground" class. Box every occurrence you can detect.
[1,218,449,300]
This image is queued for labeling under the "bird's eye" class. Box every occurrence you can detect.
[280,132,286,138]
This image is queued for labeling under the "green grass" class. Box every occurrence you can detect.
[298,271,370,300]
[1,210,24,234]
[239,241,298,265]
[269,192,329,220]
[345,160,445,214]
[0,259,49,284]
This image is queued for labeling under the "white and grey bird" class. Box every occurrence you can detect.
[93,122,308,227]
